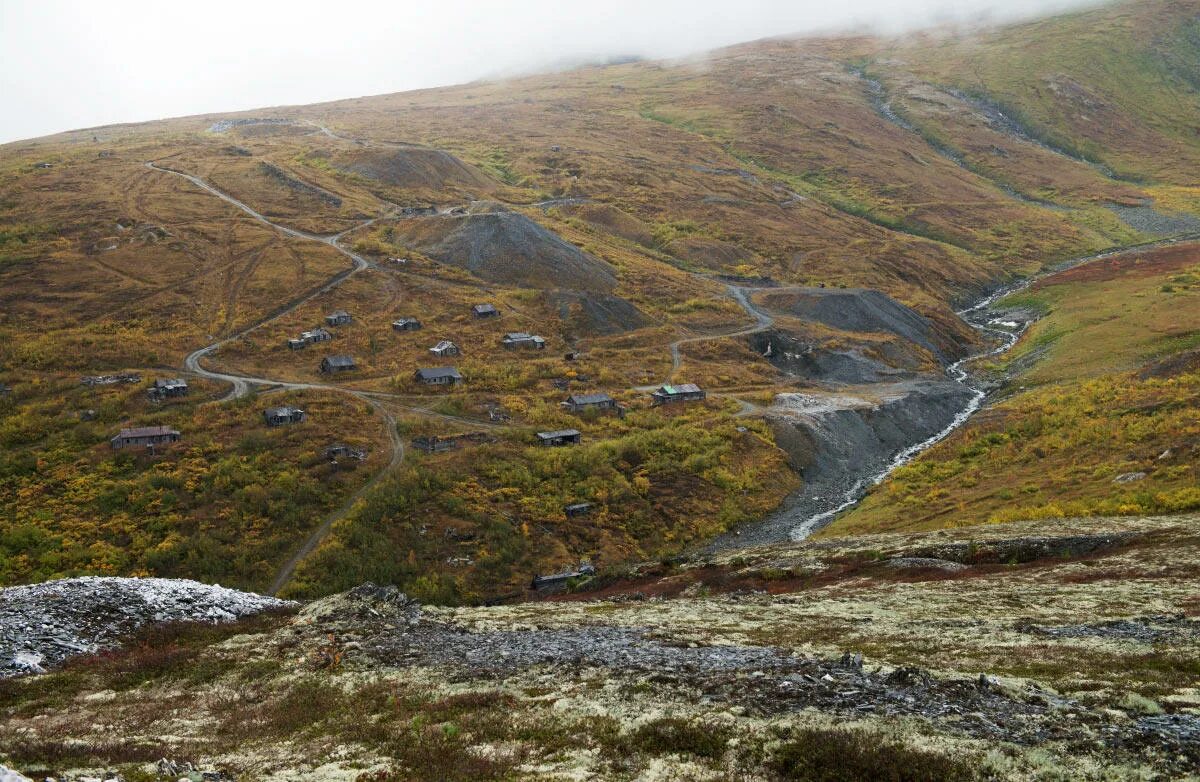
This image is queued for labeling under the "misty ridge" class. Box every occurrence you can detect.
[1,0,1106,144]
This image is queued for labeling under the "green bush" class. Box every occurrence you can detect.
[769,728,977,782]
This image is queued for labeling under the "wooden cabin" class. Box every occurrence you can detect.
[536,429,582,447]
[110,425,181,450]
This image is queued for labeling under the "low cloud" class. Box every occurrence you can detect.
[0,0,1102,144]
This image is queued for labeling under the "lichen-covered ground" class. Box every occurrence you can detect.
[1,513,1196,781]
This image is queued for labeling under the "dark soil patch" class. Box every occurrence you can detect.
[389,206,617,291]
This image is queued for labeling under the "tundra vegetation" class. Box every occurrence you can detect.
[2,0,1199,602]
[2,0,1200,779]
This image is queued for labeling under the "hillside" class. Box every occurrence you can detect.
[1,0,1199,608]
[2,513,1197,780]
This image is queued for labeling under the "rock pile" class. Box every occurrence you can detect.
[0,577,294,677]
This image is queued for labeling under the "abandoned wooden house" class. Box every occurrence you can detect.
[650,383,707,405]
[501,332,546,350]
[110,425,181,450]
[325,310,352,326]
[149,378,188,399]
[424,338,456,357]
[414,367,463,386]
[79,409,97,421]
[82,373,141,386]
[290,328,333,349]
[561,393,618,413]
[323,443,367,461]
[531,562,596,590]
[320,355,357,374]
[0,384,11,396]
[429,340,460,357]
[264,406,306,426]
[536,428,582,447]
[392,317,422,332]
[564,502,594,518]
[472,303,499,319]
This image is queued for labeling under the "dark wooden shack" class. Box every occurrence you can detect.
[650,383,706,405]
[264,406,306,426]
[110,425,181,450]
[414,367,463,386]
[536,429,582,447]
[320,355,357,374]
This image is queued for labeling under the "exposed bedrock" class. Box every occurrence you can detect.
[748,329,919,384]
[755,287,969,364]
[770,380,974,483]
[706,379,974,551]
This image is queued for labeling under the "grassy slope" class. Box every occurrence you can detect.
[829,241,1200,535]
[890,0,1200,184]
[2,0,1199,598]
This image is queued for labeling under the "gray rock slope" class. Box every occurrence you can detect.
[391,205,618,292]
[758,287,961,363]
[0,576,293,677]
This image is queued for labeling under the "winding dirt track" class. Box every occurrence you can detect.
[146,161,481,594]
[149,149,797,594]
[153,141,1200,590]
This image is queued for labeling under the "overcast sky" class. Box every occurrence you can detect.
[1,0,1099,145]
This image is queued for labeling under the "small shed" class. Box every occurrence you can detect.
[323,443,367,461]
[392,317,422,332]
[536,429,582,447]
[303,328,334,343]
[110,425,181,450]
[264,406,306,426]
[325,310,352,326]
[501,332,547,350]
[564,502,594,518]
[472,303,499,319]
[320,355,357,374]
[287,338,308,350]
[430,340,460,357]
[414,367,463,386]
[531,562,596,590]
[150,378,189,399]
[650,383,706,406]
[562,393,617,413]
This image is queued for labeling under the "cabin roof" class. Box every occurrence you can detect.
[537,429,581,439]
[566,393,613,405]
[114,425,179,439]
[658,383,702,394]
[415,367,462,380]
